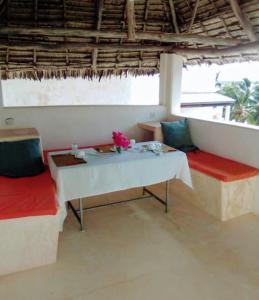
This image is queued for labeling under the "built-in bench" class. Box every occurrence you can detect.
[138,121,259,221]
[0,128,59,276]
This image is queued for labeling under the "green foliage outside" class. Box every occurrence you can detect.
[217,78,259,126]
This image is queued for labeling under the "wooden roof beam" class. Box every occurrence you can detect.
[1,40,258,57]
[126,0,135,40]
[0,40,173,51]
[172,41,259,56]
[228,0,257,42]
[0,27,240,46]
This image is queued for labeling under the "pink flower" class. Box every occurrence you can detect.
[112,131,130,149]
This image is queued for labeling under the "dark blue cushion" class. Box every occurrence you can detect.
[0,139,45,178]
[160,119,198,153]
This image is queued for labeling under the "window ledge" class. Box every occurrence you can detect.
[1,104,165,109]
[171,113,259,132]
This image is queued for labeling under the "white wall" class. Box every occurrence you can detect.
[181,106,227,121]
[169,114,259,216]
[2,76,160,106]
[190,118,259,217]
[0,106,167,149]
[0,55,170,149]
[170,115,259,169]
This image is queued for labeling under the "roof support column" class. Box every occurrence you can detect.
[160,54,183,114]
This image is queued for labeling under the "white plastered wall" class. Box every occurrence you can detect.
[0,59,171,149]
[0,105,167,149]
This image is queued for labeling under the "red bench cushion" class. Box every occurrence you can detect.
[187,151,259,182]
[0,168,57,220]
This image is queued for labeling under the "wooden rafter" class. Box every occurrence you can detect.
[207,0,232,61]
[0,3,5,17]
[141,0,150,70]
[144,0,150,23]
[208,0,231,37]
[0,27,240,46]
[119,1,127,45]
[34,0,38,22]
[126,0,136,40]
[228,0,257,42]
[92,0,104,72]
[6,0,8,22]
[168,0,180,34]
[188,0,200,32]
[63,0,69,66]
[33,0,38,65]
[96,0,104,31]
[92,49,98,72]
[162,1,170,26]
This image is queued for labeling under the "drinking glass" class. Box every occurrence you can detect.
[71,143,78,155]
[130,139,136,149]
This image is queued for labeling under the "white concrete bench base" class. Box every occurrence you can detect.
[0,213,59,276]
[173,169,258,221]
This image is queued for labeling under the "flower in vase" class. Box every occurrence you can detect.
[112,131,130,152]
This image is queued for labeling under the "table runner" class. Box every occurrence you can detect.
[51,153,86,167]
[48,142,192,230]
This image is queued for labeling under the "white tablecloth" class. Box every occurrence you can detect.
[48,142,192,230]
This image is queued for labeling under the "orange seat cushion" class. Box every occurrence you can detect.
[0,168,57,220]
[187,151,259,182]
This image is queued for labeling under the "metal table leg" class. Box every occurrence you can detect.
[68,180,170,231]
[79,198,85,232]
[68,198,85,231]
[165,181,169,213]
[142,187,146,196]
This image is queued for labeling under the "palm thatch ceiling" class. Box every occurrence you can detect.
[0,0,259,79]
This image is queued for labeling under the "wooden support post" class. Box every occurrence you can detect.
[126,0,135,40]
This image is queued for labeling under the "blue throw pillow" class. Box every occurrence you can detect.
[0,139,45,178]
[160,119,198,153]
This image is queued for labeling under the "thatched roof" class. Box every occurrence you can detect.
[0,0,259,79]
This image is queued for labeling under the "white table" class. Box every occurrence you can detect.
[48,142,192,231]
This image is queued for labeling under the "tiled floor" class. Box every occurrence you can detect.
[1,184,259,300]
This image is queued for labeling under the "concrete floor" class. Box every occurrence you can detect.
[1,184,259,300]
